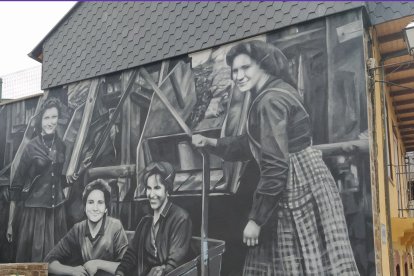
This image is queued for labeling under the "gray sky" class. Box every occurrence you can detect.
[0,1,76,77]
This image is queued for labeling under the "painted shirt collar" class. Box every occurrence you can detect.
[85,214,107,241]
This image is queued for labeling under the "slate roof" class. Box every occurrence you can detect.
[366,2,414,25]
[29,1,414,90]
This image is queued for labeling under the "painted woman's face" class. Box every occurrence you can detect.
[85,189,107,223]
[41,107,59,135]
[231,54,267,92]
[146,174,168,211]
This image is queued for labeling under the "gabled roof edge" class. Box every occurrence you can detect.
[27,2,81,63]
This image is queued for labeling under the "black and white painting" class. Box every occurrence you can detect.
[0,10,374,276]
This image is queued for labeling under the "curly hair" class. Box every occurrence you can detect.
[226,40,296,88]
[82,179,112,209]
[35,97,62,134]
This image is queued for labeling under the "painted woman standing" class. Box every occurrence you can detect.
[7,97,68,262]
[192,40,359,275]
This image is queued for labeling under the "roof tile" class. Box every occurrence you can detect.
[41,2,371,89]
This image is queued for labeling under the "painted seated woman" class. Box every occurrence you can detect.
[45,179,128,276]
[116,162,192,276]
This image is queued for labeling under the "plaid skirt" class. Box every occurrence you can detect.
[243,147,359,276]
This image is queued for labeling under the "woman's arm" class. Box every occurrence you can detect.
[164,215,192,272]
[7,147,31,242]
[115,245,138,276]
[248,95,290,226]
[6,201,15,242]
[112,221,129,260]
[48,260,88,276]
[192,134,253,161]
[84,220,129,276]
[44,226,84,269]
[242,95,291,247]
[9,148,30,202]
[83,259,120,275]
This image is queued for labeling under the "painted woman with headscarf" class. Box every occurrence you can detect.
[192,40,359,275]
[7,97,68,262]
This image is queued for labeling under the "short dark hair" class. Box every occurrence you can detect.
[226,40,295,87]
[35,97,62,134]
[82,179,111,209]
[143,161,175,194]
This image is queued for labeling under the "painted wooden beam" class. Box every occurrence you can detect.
[66,80,100,177]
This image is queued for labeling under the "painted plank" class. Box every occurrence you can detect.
[66,79,100,178]
[10,91,48,183]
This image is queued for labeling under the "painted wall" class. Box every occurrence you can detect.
[0,10,375,275]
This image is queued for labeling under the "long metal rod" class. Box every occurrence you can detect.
[199,149,210,276]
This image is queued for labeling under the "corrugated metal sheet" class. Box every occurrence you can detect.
[1,66,43,99]
[40,2,364,89]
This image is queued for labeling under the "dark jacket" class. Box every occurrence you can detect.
[211,78,312,226]
[116,201,192,276]
[10,134,66,208]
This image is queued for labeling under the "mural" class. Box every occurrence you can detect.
[0,10,374,276]
[45,179,129,276]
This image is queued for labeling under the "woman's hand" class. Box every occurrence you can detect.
[67,156,92,184]
[243,220,261,247]
[70,265,88,276]
[192,134,217,148]
[79,156,92,172]
[7,201,15,243]
[6,224,12,243]
[63,187,70,199]
[147,265,166,276]
[66,173,79,184]
[83,260,99,276]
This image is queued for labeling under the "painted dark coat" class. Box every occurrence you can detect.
[10,134,68,262]
[116,201,192,276]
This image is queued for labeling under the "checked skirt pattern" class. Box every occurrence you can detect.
[243,147,359,276]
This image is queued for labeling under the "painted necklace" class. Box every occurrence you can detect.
[41,133,56,162]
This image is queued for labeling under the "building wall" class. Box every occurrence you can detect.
[370,21,413,276]
[1,9,375,275]
[386,90,408,219]
[386,81,413,276]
